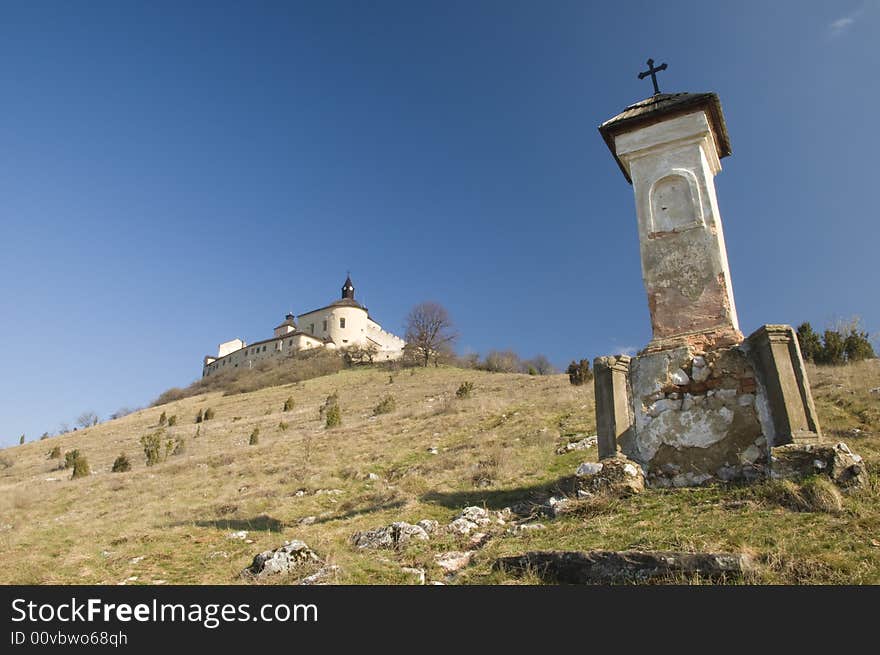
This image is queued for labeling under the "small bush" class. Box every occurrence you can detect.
[48,446,62,459]
[455,382,474,399]
[388,375,394,384]
[325,404,341,429]
[566,359,593,386]
[40,432,50,440]
[319,392,339,419]
[278,421,288,432]
[112,454,131,473]
[195,409,203,424]
[158,411,167,427]
[249,427,260,445]
[64,449,81,469]
[166,436,185,458]
[167,415,177,427]
[140,431,164,466]
[71,454,90,479]
[19,435,25,445]
[373,395,396,415]
[204,408,215,421]
[282,396,294,412]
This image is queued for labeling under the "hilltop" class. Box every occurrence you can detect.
[1,361,879,584]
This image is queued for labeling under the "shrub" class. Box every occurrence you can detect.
[388,375,394,384]
[325,404,341,429]
[373,395,396,415]
[455,381,474,399]
[64,450,81,469]
[844,328,875,362]
[278,421,288,432]
[203,408,215,421]
[282,396,294,412]
[525,354,555,375]
[112,454,131,473]
[48,446,62,459]
[249,427,260,445]
[799,318,876,365]
[819,330,846,366]
[158,411,167,427]
[482,350,523,373]
[167,415,177,427]
[19,435,25,445]
[71,455,90,479]
[319,392,339,419]
[40,432,49,440]
[566,359,593,386]
[166,436,185,458]
[140,431,164,466]
[195,409,203,424]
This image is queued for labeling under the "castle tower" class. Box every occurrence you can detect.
[342,274,355,300]
[592,72,821,488]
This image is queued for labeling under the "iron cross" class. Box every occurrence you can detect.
[638,58,667,95]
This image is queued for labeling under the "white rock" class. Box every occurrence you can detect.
[739,445,762,465]
[692,365,711,383]
[366,472,380,480]
[648,398,680,417]
[458,506,491,525]
[681,394,695,411]
[575,462,603,477]
[692,356,706,368]
[298,516,317,526]
[737,394,755,406]
[623,463,639,477]
[435,551,473,573]
[670,368,690,386]
[716,389,737,404]
[228,530,249,540]
[427,447,439,455]
[448,518,478,535]
[417,519,439,534]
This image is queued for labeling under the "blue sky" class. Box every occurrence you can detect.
[1,1,878,446]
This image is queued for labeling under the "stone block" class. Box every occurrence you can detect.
[745,325,821,445]
[593,355,633,459]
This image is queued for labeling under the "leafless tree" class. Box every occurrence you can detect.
[526,354,556,375]
[76,411,99,429]
[404,302,457,367]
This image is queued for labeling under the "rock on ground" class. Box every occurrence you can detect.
[242,540,321,580]
[495,550,754,584]
[435,551,473,574]
[575,456,645,496]
[771,441,866,488]
[350,522,430,549]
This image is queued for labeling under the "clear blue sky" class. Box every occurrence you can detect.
[1,1,878,446]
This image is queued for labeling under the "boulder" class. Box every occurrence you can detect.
[575,456,645,496]
[242,540,321,580]
[495,550,755,583]
[458,506,491,525]
[771,441,866,488]
[350,522,429,550]
[435,551,473,574]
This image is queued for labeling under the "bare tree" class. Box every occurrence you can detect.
[404,302,457,367]
[526,354,556,375]
[76,411,99,429]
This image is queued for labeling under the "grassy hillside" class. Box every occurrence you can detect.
[1,361,878,585]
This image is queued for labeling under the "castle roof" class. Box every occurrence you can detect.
[298,297,367,317]
[598,92,731,183]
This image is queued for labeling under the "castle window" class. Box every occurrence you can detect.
[262,345,267,352]
[323,320,327,332]
[340,318,346,328]
[310,324,314,334]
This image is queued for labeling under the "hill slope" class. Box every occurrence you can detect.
[1,362,879,584]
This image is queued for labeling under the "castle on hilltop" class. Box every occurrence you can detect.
[202,275,407,377]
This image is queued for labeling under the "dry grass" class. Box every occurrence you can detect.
[0,359,878,585]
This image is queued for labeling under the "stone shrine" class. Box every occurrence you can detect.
[594,90,822,487]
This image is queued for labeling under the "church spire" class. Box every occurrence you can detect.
[341,272,355,300]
